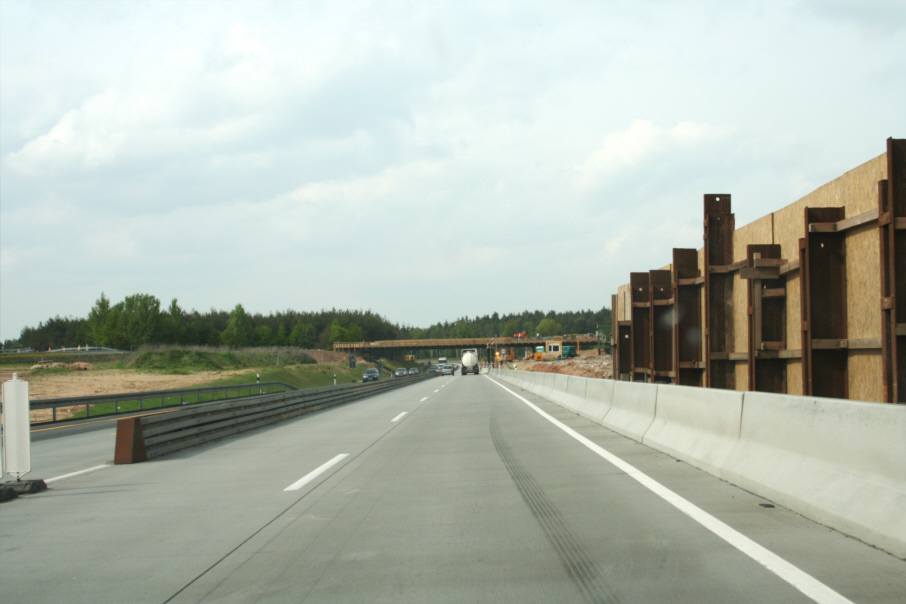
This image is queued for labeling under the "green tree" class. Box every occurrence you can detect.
[451,319,472,338]
[255,324,274,346]
[163,298,185,345]
[222,304,254,348]
[328,319,347,346]
[118,293,161,350]
[535,317,562,337]
[503,318,522,337]
[345,322,365,342]
[290,321,317,348]
[87,292,115,346]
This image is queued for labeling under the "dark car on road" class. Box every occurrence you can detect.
[394,367,408,377]
[362,368,380,382]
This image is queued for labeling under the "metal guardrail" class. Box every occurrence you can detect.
[0,346,127,356]
[28,382,297,424]
[114,373,437,463]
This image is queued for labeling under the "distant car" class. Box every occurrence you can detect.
[362,368,380,382]
[437,364,454,376]
[394,367,408,377]
[408,367,419,375]
[428,366,437,373]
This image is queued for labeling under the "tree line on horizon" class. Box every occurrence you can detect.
[3,293,612,352]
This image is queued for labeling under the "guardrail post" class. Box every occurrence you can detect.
[114,417,147,464]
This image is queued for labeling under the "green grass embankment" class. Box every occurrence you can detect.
[22,348,425,420]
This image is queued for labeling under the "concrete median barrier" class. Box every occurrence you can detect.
[493,368,906,558]
[720,392,906,559]
[526,372,549,397]
[547,374,586,413]
[576,379,613,423]
[601,380,658,441]
[642,384,743,476]
[502,370,540,396]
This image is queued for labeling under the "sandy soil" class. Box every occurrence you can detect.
[0,368,256,401]
[1,348,362,423]
[0,367,260,423]
[507,349,613,379]
[0,349,355,402]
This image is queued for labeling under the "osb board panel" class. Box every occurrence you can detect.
[612,148,888,399]
[735,362,750,391]
[849,350,883,402]
[616,284,631,322]
[846,226,881,339]
[773,203,803,259]
[770,153,887,255]
[732,215,776,355]
[787,360,803,395]
[733,215,775,263]
[793,153,887,216]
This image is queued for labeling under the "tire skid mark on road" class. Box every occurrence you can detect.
[490,414,620,604]
[487,376,854,604]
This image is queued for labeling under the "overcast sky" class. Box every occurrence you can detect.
[1,0,904,342]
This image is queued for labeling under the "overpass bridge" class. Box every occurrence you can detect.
[333,334,600,360]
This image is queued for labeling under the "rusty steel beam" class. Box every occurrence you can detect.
[704,194,735,389]
[801,207,849,399]
[672,248,703,387]
[744,244,787,393]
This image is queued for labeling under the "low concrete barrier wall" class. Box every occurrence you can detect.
[643,384,743,476]
[492,369,906,558]
[576,379,613,423]
[547,374,586,413]
[601,380,658,441]
[720,391,906,559]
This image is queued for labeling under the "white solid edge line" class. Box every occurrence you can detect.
[486,376,853,604]
[391,412,408,422]
[284,454,349,492]
[45,464,110,484]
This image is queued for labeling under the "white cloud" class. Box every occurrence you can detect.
[575,120,731,191]
[1,0,904,341]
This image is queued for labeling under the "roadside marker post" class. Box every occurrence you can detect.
[2,374,47,495]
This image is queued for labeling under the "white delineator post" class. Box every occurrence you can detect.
[2,373,31,481]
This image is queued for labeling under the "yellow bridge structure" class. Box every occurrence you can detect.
[333,335,600,359]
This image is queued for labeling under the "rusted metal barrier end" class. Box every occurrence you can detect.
[114,417,147,464]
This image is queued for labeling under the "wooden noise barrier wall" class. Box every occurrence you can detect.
[612,137,905,403]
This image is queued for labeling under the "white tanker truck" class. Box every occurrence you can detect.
[460,348,480,375]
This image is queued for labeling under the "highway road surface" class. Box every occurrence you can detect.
[1,374,904,603]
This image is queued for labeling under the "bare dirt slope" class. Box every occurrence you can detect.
[509,349,613,379]
[0,367,255,400]
[0,349,361,402]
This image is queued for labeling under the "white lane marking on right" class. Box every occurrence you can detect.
[391,412,408,422]
[284,454,349,492]
[487,376,854,604]
[46,465,109,484]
